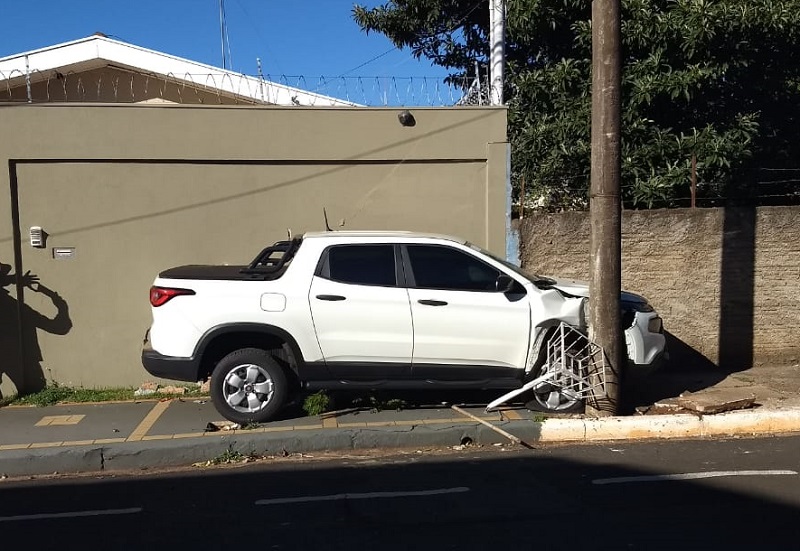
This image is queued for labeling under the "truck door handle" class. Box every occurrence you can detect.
[316,294,346,301]
[418,299,448,306]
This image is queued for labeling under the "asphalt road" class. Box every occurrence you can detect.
[2,436,799,550]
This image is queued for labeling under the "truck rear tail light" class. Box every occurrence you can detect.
[150,286,195,307]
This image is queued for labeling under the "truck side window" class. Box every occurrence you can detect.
[323,245,397,286]
[406,245,500,291]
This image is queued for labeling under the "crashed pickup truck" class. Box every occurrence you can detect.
[141,231,666,423]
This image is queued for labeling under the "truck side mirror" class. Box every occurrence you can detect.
[495,274,514,293]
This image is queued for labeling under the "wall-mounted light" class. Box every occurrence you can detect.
[397,110,416,127]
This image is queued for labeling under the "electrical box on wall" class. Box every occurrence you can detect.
[29,226,45,248]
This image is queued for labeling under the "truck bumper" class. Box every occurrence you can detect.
[625,311,667,368]
[141,333,201,382]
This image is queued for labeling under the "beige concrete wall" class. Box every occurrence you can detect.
[518,207,800,369]
[0,103,508,394]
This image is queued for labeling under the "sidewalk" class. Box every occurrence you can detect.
[1,364,799,477]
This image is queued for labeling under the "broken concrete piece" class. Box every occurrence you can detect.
[134,388,156,397]
[677,388,756,414]
[648,398,689,414]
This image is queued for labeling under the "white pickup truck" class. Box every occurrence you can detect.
[142,231,666,423]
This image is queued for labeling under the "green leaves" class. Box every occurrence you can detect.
[354,0,800,209]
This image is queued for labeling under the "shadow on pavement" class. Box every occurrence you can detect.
[624,330,727,412]
[1,443,798,550]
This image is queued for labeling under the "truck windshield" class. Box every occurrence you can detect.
[466,242,556,287]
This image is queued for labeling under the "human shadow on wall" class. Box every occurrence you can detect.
[0,262,72,398]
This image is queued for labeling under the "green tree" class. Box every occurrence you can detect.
[354,0,800,209]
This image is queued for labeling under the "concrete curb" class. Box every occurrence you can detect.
[2,408,799,477]
[528,408,800,442]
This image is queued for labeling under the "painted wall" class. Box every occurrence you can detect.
[0,103,508,395]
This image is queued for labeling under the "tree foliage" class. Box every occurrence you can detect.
[354,0,800,209]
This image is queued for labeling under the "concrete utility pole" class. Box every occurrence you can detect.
[489,0,505,105]
[588,0,623,415]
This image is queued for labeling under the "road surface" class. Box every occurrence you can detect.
[1,435,799,549]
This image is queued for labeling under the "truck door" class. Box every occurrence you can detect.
[404,244,530,381]
[308,244,412,380]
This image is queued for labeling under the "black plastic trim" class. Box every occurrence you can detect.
[193,323,312,378]
[302,361,524,385]
[304,379,522,391]
[411,363,524,382]
[307,361,411,380]
[141,349,201,382]
[315,294,346,301]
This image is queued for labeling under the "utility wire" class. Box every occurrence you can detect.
[332,0,486,79]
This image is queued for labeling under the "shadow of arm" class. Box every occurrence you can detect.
[27,285,72,335]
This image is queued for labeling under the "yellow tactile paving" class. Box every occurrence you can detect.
[29,442,62,448]
[322,417,338,429]
[35,415,85,427]
[94,438,126,444]
[421,417,476,425]
[261,426,294,433]
[141,434,173,441]
[0,444,30,450]
[62,440,95,446]
[126,400,172,442]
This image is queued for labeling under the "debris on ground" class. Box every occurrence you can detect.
[676,389,756,414]
[204,421,240,432]
[638,389,757,415]
[134,381,158,396]
[134,381,204,397]
[158,385,186,395]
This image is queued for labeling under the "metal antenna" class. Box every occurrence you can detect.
[219,0,233,70]
[323,208,332,232]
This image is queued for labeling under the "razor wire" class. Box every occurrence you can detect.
[0,68,490,107]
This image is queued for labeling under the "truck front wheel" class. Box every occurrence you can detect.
[210,348,288,424]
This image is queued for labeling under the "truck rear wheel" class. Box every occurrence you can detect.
[210,348,288,424]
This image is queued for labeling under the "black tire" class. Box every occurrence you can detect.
[524,329,586,414]
[210,348,288,424]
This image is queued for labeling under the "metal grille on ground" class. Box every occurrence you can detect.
[486,323,607,412]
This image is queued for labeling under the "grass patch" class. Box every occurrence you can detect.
[530,412,548,423]
[302,391,331,416]
[191,446,265,468]
[5,383,207,407]
[210,447,246,465]
[352,394,408,412]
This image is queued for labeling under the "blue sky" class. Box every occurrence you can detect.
[0,0,449,80]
